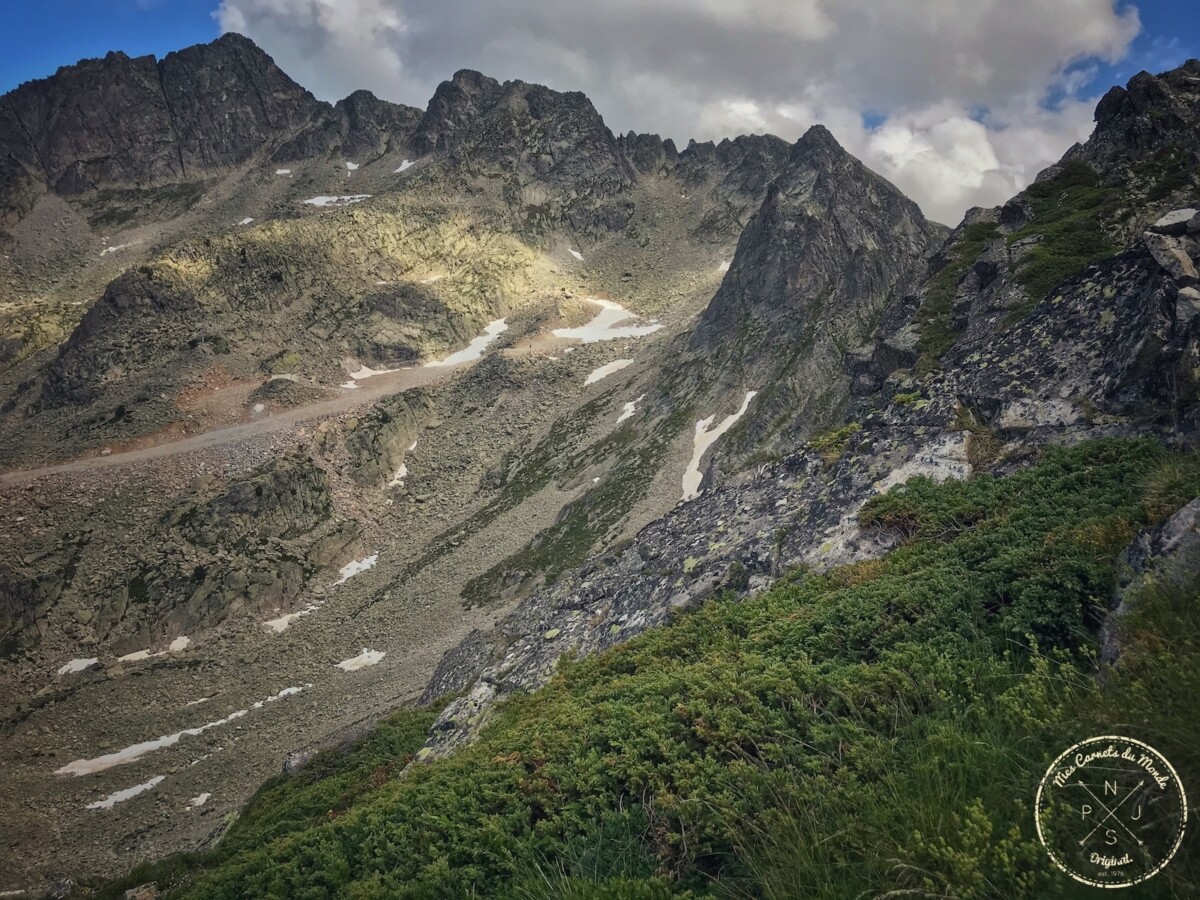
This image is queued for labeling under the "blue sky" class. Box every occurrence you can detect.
[0,0,219,92]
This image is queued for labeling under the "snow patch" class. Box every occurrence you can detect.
[188,792,212,808]
[569,249,584,261]
[718,260,730,273]
[395,159,414,173]
[584,359,634,386]
[345,161,359,171]
[681,391,758,501]
[617,394,646,424]
[58,658,98,675]
[55,686,309,777]
[552,299,662,343]
[302,195,371,207]
[336,649,386,671]
[335,554,378,585]
[388,462,409,487]
[275,168,292,175]
[117,635,190,663]
[263,604,318,633]
[85,775,165,810]
[340,381,360,390]
[424,318,508,367]
[185,697,211,707]
[238,217,254,226]
[347,364,396,381]
[99,244,130,257]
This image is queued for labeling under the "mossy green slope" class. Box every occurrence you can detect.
[91,439,1200,899]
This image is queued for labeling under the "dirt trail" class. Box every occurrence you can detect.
[0,338,569,487]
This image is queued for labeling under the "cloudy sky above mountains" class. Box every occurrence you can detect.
[213,0,1192,223]
[3,0,1198,224]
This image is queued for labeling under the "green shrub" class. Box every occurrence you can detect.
[96,439,1200,899]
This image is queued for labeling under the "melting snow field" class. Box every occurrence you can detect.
[117,635,190,663]
[347,364,396,381]
[617,394,646,424]
[86,775,165,811]
[681,391,758,501]
[58,658,98,675]
[55,686,310,776]
[303,195,371,207]
[395,159,414,173]
[335,553,379,585]
[263,604,318,633]
[585,359,634,385]
[388,462,409,487]
[345,161,359,171]
[569,249,585,261]
[425,319,508,367]
[552,299,663,344]
[336,649,386,672]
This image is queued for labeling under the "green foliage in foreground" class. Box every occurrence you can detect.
[1005,159,1121,318]
[93,439,1200,899]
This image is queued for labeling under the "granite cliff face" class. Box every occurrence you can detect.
[417,63,1200,761]
[0,33,421,244]
[681,125,946,459]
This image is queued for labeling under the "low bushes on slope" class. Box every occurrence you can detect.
[91,439,1200,899]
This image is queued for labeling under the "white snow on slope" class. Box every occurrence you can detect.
[263,604,319,633]
[335,554,378,584]
[336,649,386,672]
[345,161,359,171]
[584,359,634,385]
[681,391,758,501]
[617,394,646,424]
[552,299,663,343]
[85,776,165,810]
[238,217,254,226]
[569,249,584,261]
[424,319,508,367]
[395,159,414,173]
[58,658,99,675]
[303,195,371,207]
[55,686,309,776]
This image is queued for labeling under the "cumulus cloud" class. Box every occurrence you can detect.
[215,0,1141,224]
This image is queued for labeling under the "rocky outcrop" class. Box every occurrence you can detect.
[616,131,678,177]
[673,134,793,240]
[96,453,359,643]
[410,69,637,235]
[686,125,946,457]
[1081,59,1200,172]
[1102,498,1200,664]
[0,33,422,239]
[343,389,433,487]
[416,64,1200,765]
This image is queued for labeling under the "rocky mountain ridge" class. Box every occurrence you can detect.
[0,33,422,246]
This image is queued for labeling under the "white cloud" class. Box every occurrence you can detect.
[216,0,1141,224]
